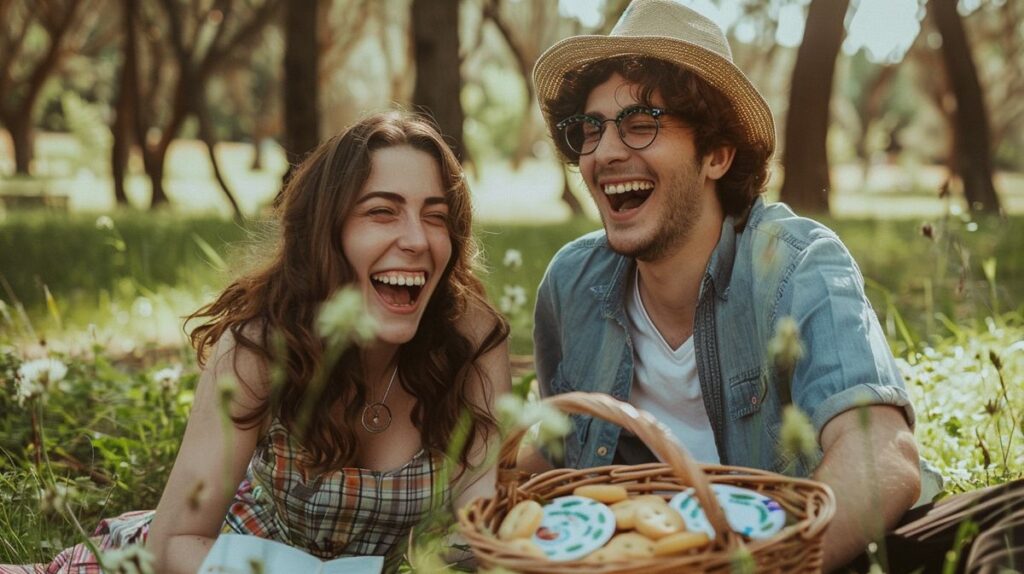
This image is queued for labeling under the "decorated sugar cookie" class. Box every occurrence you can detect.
[531,495,616,561]
[669,484,786,540]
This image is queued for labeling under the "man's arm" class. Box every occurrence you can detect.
[814,405,921,572]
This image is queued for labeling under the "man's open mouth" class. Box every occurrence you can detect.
[603,180,654,212]
[370,271,426,307]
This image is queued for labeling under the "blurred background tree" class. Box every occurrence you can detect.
[0,0,1021,219]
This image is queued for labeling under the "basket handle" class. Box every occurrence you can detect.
[498,391,738,546]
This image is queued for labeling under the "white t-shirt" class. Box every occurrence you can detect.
[625,269,720,464]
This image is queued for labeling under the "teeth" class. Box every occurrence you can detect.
[603,181,653,195]
[371,272,426,286]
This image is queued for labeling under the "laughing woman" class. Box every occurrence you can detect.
[148,111,511,572]
[4,111,511,574]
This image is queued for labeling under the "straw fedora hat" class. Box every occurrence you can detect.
[533,0,775,155]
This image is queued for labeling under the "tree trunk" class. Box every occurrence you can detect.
[411,0,465,160]
[283,0,319,179]
[6,113,33,174]
[142,146,169,207]
[196,101,243,220]
[561,166,584,217]
[111,0,137,206]
[931,0,1001,214]
[779,0,850,215]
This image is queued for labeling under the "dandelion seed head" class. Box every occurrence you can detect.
[769,316,805,377]
[497,394,570,443]
[39,483,75,515]
[317,288,378,347]
[729,546,756,574]
[499,285,528,315]
[132,297,153,318]
[101,543,155,574]
[780,405,817,462]
[152,365,183,392]
[95,215,115,230]
[16,358,67,405]
[502,249,523,269]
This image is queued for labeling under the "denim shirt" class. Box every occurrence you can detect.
[534,198,941,492]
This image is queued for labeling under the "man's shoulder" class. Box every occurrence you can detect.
[548,228,617,270]
[744,200,844,254]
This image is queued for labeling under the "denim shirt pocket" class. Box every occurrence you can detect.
[548,362,593,469]
[727,367,793,473]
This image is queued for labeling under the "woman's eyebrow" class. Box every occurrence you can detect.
[355,191,449,206]
[355,191,403,204]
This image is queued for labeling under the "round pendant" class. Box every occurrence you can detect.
[361,403,393,433]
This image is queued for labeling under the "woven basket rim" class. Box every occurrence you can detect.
[457,392,836,573]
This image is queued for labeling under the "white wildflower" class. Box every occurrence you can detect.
[499,285,528,315]
[132,297,153,318]
[39,482,76,515]
[16,358,67,405]
[101,543,155,574]
[152,365,183,392]
[502,249,523,269]
[497,394,570,441]
[95,215,114,230]
[317,287,378,347]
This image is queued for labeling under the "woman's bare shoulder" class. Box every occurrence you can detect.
[204,322,272,415]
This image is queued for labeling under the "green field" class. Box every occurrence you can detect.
[1,208,1021,565]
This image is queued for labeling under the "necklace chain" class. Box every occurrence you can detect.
[373,366,398,406]
[360,365,398,434]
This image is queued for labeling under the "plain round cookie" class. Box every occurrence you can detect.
[634,502,686,539]
[653,530,711,556]
[498,499,544,540]
[604,532,657,558]
[573,484,629,504]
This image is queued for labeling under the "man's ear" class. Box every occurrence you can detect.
[704,145,736,181]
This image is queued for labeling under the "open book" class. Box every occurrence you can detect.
[198,534,384,574]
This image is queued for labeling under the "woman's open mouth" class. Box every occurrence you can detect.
[370,271,426,308]
[603,180,654,212]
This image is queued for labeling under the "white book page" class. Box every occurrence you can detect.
[197,534,384,574]
[321,555,384,574]
[198,534,322,574]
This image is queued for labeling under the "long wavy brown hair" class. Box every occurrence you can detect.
[187,111,509,470]
[548,56,772,219]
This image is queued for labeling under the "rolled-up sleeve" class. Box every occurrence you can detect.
[782,237,915,435]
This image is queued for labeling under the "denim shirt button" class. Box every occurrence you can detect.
[596,446,609,457]
[751,395,758,405]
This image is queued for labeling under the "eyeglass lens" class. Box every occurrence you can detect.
[563,108,661,156]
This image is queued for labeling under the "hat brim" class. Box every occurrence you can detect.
[533,35,775,156]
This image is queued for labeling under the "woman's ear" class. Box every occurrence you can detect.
[704,145,736,181]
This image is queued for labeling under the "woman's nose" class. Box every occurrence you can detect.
[397,218,429,252]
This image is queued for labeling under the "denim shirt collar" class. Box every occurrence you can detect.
[706,209,741,302]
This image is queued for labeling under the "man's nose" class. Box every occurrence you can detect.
[591,125,629,165]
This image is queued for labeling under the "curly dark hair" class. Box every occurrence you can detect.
[547,56,772,218]
[187,110,509,471]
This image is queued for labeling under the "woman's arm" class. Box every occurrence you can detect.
[451,304,512,513]
[146,331,269,574]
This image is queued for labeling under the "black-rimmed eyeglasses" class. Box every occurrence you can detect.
[556,105,666,156]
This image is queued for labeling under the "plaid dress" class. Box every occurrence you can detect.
[2,418,449,574]
[225,418,449,570]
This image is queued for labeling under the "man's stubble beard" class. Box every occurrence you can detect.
[601,163,704,263]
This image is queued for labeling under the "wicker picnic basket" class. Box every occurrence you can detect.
[458,392,836,573]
